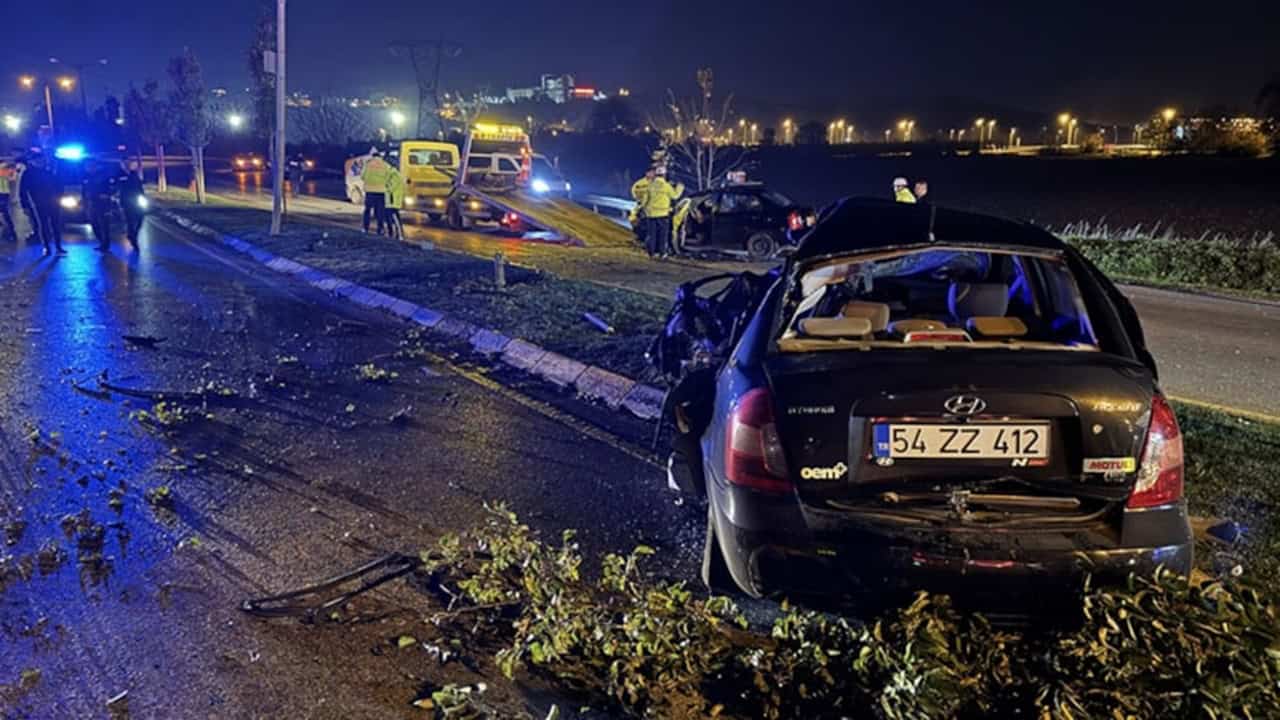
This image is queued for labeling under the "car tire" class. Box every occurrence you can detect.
[746,232,778,261]
[701,503,738,595]
[427,213,443,225]
[348,187,364,206]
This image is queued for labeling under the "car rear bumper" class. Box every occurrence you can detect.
[710,486,1193,603]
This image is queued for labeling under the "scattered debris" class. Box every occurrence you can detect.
[396,635,417,650]
[145,486,174,509]
[345,404,356,414]
[357,364,399,383]
[582,312,616,334]
[389,406,415,426]
[3,520,26,547]
[122,335,166,349]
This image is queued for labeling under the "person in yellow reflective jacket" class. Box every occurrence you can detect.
[629,167,655,248]
[640,166,683,258]
[893,176,916,204]
[384,165,406,240]
[360,151,392,234]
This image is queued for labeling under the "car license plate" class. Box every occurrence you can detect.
[873,423,1050,461]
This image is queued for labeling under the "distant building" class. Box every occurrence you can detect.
[494,74,584,105]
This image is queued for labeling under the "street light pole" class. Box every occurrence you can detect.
[44,85,55,133]
[270,0,286,236]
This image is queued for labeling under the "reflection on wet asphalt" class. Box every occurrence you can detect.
[0,218,699,717]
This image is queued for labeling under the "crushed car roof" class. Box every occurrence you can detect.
[793,197,1065,261]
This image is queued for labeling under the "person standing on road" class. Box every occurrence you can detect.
[893,177,916,204]
[360,150,391,235]
[630,167,655,250]
[913,179,930,206]
[118,159,147,242]
[641,166,683,259]
[384,164,405,240]
[0,157,16,242]
[20,153,64,255]
[83,158,117,250]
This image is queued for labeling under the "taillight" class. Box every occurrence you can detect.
[1127,394,1184,509]
[725,388,792,493]
[787,211,804,232]
[503,212,520,225]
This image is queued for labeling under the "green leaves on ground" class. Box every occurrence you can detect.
[419,507,1280,720]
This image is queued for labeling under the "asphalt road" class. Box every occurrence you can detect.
[0,220,699,718]
[192,170,1280,418]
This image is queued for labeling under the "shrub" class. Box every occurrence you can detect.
[1065,223,1280,295]
[418,507,1280,720]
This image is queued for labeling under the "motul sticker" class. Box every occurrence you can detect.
[1083,457,1136,474]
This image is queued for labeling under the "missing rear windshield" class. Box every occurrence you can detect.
[777,247,1099,351]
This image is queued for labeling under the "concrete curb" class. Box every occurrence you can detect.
[158,209,667,422]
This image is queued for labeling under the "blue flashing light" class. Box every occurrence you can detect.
[54,143,87,161]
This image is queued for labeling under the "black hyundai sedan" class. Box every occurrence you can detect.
[665,198,1191,605]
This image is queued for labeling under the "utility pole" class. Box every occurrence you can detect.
[270,0,286,235]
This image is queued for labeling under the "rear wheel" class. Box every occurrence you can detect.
[746,231,778,261]
[427,213,442,225]
[701,503,737,594]
[348,187,365,206]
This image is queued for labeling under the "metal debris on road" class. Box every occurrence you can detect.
[582,312,615,334]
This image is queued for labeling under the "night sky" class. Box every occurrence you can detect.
[3,0,1278,124]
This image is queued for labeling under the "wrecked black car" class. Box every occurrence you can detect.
[652,198,1192,606]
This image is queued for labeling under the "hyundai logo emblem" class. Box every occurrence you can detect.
[943,395,987,416]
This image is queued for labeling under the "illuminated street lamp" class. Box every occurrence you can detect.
[986,119,996,143]
[227,113,246,131]
[17,72,78,134]
[1161,107,1177,123]
[897,119,914,141]
[782,118,794,144]
[389,109,407,138]
[2,114,21,134]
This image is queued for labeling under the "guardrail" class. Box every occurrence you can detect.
[577,193,636,227]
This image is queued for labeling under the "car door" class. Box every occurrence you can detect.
[711,191,765,250]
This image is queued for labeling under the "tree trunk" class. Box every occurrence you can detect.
[156,144,168,193]
[193,146,207,204]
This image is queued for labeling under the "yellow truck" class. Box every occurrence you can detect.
[345,140,459,223]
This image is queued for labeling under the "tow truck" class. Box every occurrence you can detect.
[344,123,633,247]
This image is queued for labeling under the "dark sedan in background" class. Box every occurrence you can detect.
[673,182,815,260]
[659,198,1190,609]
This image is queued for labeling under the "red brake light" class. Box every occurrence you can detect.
[787,211,804,232]
[725,388,792,493]
[1127,394,1184,509]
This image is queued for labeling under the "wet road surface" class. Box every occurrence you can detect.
[190,170,1280,418]
[0,218,700,718]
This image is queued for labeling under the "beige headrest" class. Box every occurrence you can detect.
[839,301,891,332]
[889,319,947,335]
[799,316,874,338]
[967,317,1029,337]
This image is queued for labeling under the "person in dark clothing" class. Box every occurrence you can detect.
[117,160,147,242]
[913,179,930,206]
[84,159,117,250]
[19,155,64,255]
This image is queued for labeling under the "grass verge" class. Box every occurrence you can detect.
[158,201,669,379]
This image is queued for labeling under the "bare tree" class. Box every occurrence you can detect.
[389,38,462,138]
[168,48,213,203]
[655,68,749,191]
[246,7,276,142]
[124,80,173,192]
[294,98,373,145]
